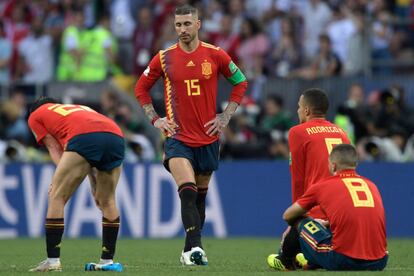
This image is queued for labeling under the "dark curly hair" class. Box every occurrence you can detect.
[29,96,59,115]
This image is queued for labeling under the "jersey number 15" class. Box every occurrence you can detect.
[184,79,201,96]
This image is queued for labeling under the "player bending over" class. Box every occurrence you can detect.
[28,97,125,272]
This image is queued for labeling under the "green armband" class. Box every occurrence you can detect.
[227,61,246,85]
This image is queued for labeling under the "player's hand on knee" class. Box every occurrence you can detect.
[204,113,230,136]
[154,117,177,136]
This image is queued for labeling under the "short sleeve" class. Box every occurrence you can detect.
[296,184,319,211]
[28,112,48,144]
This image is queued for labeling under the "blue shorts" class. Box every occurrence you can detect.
[163,138,220,174]
[298,218,388,271]
[66,132,125,171]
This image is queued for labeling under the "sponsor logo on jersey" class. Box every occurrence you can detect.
[186,60,195,67]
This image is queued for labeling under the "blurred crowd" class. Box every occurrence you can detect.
[1,0,414,163]
[1,82,414,163]
[220,83,414,162]
[1,0,414,83]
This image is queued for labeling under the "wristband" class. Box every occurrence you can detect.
[151,116,160,126]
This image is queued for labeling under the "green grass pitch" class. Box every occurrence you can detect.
[0,238,413,275]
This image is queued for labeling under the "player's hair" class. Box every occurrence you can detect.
[29,96,59,115]
[330,144,358,168]
[302,88,329,116]
[175,4,198,17]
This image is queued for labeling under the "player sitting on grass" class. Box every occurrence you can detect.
[267,144,388,271]
[27,97,125,272]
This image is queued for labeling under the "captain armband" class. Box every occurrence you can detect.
[226,61,246,85]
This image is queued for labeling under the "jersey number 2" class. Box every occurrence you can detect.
[48,104,95,116]
[342,178,375,207]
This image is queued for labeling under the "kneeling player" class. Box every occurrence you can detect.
[28,97,125,272]
[267,144,388,271]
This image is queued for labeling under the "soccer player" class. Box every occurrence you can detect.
[28,97,125,272]
[268,88,351,268]
[289,88,350,219]
[268,144,388,271]
[135,4,248,265]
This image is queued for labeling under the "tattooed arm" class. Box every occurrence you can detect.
[143,103,176,136]
[204,101,239,136]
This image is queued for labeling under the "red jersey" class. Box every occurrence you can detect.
[135,41,247,147]
[28,103,123,147]
[297,170,387,260]
[288,118,350,218]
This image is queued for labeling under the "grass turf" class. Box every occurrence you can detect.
[0,238,412,275]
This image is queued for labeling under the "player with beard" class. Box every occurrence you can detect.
[135,4,248,266]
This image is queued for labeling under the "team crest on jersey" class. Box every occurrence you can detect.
[201,60,212,79]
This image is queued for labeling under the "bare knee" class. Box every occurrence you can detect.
[95,197,116,211]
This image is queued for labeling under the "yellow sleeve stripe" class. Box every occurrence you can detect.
[201,42,220,50]
[164,44,178,52]
[159,50,176,131]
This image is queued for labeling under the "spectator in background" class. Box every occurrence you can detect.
[336,84,369,143]
[371,10,393,74]
[110,0,136,74]
[326,5,356,64]
[133,5,155,75]
[100,88,120,120]
[227,0,245,35]
[17,17,53,83]
[290,34,341,79]
[3,2,30,80]
[258,94,292,160]
[258,94,294,136]
[373,89,414,138]
[56,7,84,81]
[115,102,144,134]
[1,0,35,24]
[357,135,405,162]
[0,89,30,144]
[44,1,65,71]
[89,12,118,79]
[209,13,240,64]
[344,9,371,76]
[262,2,284,47]
[0,20,12,84]
[237,17,270,79]
[154,14,177,51]
[200,0,223,39]
[268,16,302,77]
[302,0,332,61]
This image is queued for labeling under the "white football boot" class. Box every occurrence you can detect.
[180,247,208,266]
[29,259,62,272]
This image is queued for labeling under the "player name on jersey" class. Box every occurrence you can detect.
[306,126,342,135]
